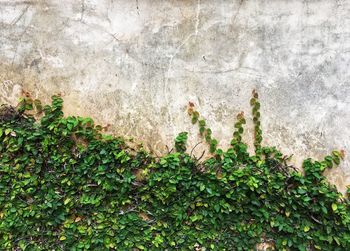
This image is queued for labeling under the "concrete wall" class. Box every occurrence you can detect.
[1,0,350,192]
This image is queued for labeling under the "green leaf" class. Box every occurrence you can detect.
[214,204,220,212]
[206,187,213,195]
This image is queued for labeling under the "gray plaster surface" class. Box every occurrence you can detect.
[0,0,349,192]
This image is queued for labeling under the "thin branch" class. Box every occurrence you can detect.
[190,141,202,157]
[195,150,206,162]
[166,145,173,154]
[310,215,322,224]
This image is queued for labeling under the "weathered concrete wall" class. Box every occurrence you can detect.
[1,0,350,192]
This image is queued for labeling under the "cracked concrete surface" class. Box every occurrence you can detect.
[0,0,350,192]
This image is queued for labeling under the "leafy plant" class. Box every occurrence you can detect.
[174,132,188,153]
[0,91,349,250]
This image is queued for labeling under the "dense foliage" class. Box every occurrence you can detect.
[0,92,349,250]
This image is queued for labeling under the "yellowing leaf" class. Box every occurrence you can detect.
[75,217,82,222]
[139,212,151,221]
[64,198,71,205]
[304,226,310,232]
[59,236,66,241]
[332,203,338,211]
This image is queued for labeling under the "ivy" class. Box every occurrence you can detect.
[251,89,263,156]
[175,132,188,153]
[0,92,349,250]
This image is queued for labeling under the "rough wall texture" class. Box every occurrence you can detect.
[0,0,350,192]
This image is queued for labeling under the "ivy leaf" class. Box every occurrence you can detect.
[206,187,213,195]
[214,204,220,213]
[64,198,71,205]
[332,203,338,211]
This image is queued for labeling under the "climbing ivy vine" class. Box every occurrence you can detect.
[0,92,349,250]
